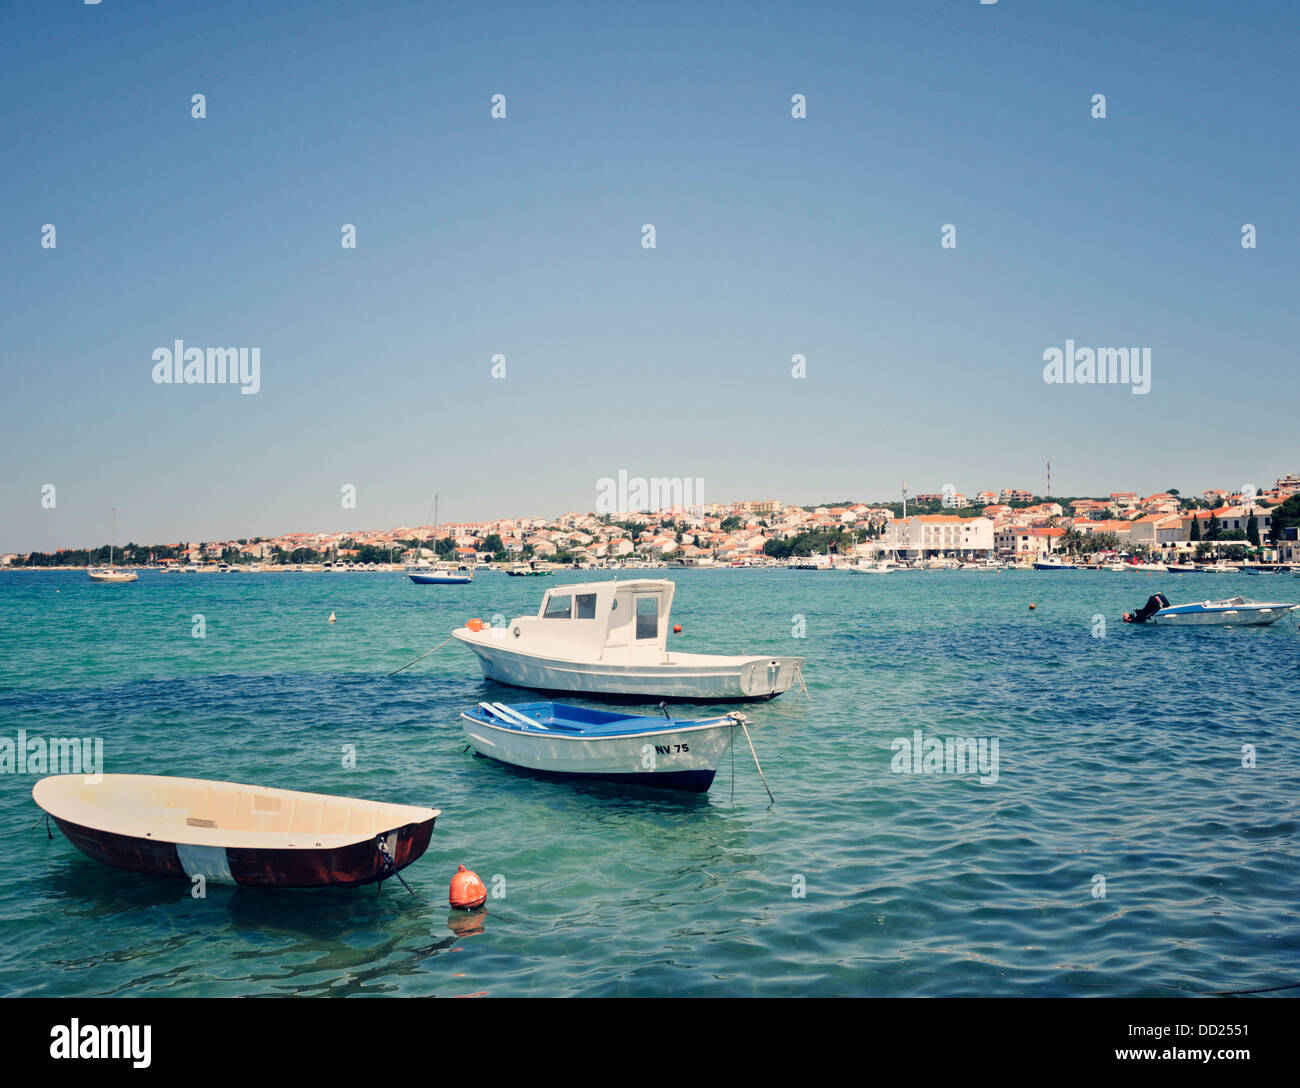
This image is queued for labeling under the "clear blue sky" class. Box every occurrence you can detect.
[2,0,1297,551]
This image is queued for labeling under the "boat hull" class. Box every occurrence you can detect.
[461,708,735,792]
[45,814,435,887]
[1149,605,1295,626]
[409,572,472,584]
[455,634,803,702]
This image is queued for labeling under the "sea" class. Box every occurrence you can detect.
[0,567,1297,997]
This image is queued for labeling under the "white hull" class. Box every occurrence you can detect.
[455,633,802,701]
[1150,604,1295,626]
[461,714,735,782]
[88,570,138,583]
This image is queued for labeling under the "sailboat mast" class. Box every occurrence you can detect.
[110,507,116,569]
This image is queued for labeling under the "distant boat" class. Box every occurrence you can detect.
[461,701,740,792]
[452,578,805,702]
[506,562,552,577]
[1033,556,1077,570]
[33,774,439,889]
[88,508,138,583]
[407,495,474,585]
[1123,593,1298,627]
[847,559,897,574]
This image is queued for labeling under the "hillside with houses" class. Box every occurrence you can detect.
[7,474,1299,569]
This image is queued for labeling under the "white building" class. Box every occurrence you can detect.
[884,516,994,558]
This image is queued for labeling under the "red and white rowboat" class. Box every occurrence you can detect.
[33,774,439,889]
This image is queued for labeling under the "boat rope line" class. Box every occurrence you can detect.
[387,634,456,677]
[788,662,810,701]
[729,722,736,805]
[729,713,774,804]
[375,835,418,897]
[30,813,52,838]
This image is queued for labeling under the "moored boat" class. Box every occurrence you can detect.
[1033,556,1077,570]
[1122,593,1298,627]
[88,508,138,583]
[461,701,740,792]
[451,578,805,702]
[33,775,439,888]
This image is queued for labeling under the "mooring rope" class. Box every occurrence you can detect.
[387,634,456,677]
[729,713,774,804]
[375,835,418,897]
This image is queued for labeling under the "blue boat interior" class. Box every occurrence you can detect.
[466,701,723,736]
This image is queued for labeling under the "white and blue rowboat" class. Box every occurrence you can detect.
[460,702,743,792]
[1123,593,1299,627]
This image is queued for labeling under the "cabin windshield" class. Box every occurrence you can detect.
[575,593,597,619]
[543,594,572,619]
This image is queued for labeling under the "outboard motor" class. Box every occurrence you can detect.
[1123,593,1169,624]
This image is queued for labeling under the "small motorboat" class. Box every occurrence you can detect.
[33,775,439,888]
[460,701,743,792]
[1033,557,1077,570]
[451,578,805,701]
[1123,593,1298,627]
[847,560,897,574]
[506,563,552,577]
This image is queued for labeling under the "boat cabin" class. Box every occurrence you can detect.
[520,579,675,660]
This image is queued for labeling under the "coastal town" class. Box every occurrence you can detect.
[7,472,1300,571]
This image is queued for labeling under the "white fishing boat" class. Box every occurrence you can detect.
[88,509,138,583]
[1032,556,1077,570]
[460,702,742,792]
[451,578,805,702]
[1123,593,1298,627]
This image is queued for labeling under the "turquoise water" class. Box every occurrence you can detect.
[1,568,1297,997]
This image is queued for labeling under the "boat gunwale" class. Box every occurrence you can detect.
[32,775,440,851]
[460,710,735,741]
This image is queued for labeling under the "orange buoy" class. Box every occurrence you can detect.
[466,618,484,632]
[449,865,487,910]
[1028,603,1036,610]
[673,624,682,634]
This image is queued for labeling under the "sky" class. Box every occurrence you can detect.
[2,0,1298,552]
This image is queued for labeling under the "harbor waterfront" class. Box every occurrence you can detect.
[1,568,1296,997]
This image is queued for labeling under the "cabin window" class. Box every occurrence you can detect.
[543,595,572,619]
[575,593,597,619]
[635,596,659,640]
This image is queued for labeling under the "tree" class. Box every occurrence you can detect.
[1246,515,1259,546]
[1268,495,1300,543]
[1190,517,1201,542]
